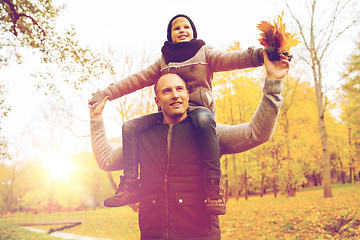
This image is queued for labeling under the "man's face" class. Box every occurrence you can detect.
[155,74,189,124]
[171,17,194,43]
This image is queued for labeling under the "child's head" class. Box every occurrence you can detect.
[167,14,197,43]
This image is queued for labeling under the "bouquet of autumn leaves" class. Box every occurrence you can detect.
[257,13,300,61]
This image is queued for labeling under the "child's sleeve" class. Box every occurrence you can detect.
[90,58,162,108]
[206,46,264,72]
[103,58,162,101]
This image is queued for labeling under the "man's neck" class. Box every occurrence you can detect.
[162,114,188,125]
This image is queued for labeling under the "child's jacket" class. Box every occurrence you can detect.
[103,45,263,114]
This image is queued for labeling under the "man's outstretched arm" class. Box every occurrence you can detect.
[217,51,289,156]
[89,96,124,171]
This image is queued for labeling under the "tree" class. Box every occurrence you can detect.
[1,1,160,200]
[285,0,360,197]
[0,0,58,67]
[1,130,39,211]
[1,0,114,97]
[276,74,300,196]
[327,119,349,184]
[0,83,10,160]
[213,42,263,199]
[268,75,320,194]
[1,0,116,158]
[340,33,360,183]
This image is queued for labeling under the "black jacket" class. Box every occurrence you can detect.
[137,118,221,240]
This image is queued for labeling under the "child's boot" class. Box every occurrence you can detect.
[204,177,226,215]
[104,175,140,207]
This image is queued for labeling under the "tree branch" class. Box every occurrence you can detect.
[3,0,46,41]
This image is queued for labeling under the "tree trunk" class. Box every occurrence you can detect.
[229,106,240,201]
[339,159,346,184]
[244,170,248,200]
[232,155,239,201]
[223,156,229,203]
[288,186,296,197]
[312,173,318,186]
[283,111,296,197]
[348,127,354,183]
[311,24,332,197]
[260,162,265,198]
[318,114,332,197]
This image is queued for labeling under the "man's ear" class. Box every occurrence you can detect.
[155,96,160,106]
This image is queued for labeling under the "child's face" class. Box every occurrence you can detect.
[171,17,194,43]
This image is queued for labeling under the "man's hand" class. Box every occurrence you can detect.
[264,50,290,80]
[89,96,109,119]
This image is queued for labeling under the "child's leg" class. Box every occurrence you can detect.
[188,108,221,178]
[104,112,162,208]
[188,108,225,215]
[122,112,163,179]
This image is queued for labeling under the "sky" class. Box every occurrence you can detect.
[1,0,359,162]
[57,0,287,50]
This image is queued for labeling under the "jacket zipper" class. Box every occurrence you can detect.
[164,173,168,240]
[164,124,173,240]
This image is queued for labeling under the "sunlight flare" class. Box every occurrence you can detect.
[44,156,74,181]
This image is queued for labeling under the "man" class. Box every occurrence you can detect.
[89,52,290,239]
[92,73,222,239]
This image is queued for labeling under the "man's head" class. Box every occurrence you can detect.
[154,73,189,124]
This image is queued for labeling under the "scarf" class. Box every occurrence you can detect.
[161,39,205,64]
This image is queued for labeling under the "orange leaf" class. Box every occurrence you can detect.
[257,12,300,52]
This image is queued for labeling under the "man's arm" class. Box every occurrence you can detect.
[89,97,124,171]
[217,78,282,155]
[217,51,289,156]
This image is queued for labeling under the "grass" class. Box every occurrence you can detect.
[1,184,359,240]
[0,223,64,240]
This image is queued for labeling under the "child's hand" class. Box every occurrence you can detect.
[263,50,290,80]
[89,96,109,119]
[89,89,108,109]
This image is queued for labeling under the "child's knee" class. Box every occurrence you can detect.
[194,109,215,129]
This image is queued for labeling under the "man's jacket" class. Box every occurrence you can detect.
[137,117,221,240]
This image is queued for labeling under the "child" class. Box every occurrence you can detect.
[90,14,264,215]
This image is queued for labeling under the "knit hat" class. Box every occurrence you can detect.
[167,14,198,42]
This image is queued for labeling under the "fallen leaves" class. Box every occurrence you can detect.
[220,184,360,239]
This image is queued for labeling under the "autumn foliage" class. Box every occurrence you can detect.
[257,12,301,61]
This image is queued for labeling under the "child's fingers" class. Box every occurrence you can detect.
[279,54,290,68]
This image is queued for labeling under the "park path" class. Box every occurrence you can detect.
[25,227,120,240]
